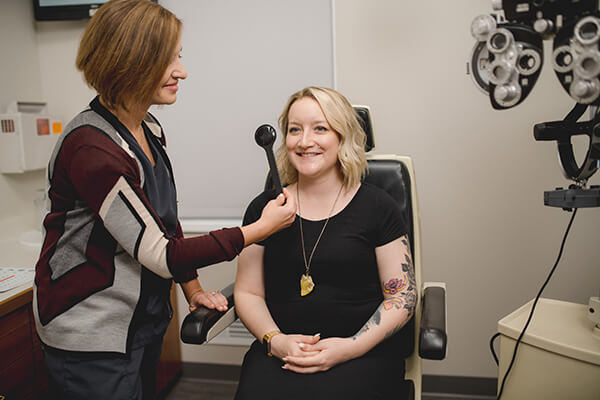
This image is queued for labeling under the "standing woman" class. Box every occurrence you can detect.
[32,1,296,399]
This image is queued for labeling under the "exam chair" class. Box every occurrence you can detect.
[180,106,447,400]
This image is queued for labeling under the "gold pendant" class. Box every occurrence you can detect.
[300,274,314,296]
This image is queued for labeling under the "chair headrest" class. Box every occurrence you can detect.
[353,105,375,152]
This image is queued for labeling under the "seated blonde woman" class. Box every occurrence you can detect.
[234,86,417,400]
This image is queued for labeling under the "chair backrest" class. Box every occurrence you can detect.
[365,155,423,399]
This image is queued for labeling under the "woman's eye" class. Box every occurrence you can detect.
[288,127,300,134]
[315,126,328,132]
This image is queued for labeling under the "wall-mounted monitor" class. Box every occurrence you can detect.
[33,0,156,21]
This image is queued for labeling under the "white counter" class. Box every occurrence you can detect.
[0,216,41,305]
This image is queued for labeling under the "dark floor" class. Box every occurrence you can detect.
[165,377,485,400]
[165,377,236,400]
[165,378,236,400]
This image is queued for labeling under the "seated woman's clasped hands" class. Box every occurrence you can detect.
[280,334,357,374]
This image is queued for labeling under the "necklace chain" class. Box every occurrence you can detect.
[297,183,344,277]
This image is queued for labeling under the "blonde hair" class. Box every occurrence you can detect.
[76,0,181,110]
[276,86,367,189]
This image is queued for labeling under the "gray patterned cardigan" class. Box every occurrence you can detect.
[33,98,243,354]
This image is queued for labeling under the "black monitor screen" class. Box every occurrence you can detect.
[39,0,102,4]
[33,0,155,21]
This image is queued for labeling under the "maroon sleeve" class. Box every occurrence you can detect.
[172,221,198,283]
[64,127,245,281]
[167,227,244,282]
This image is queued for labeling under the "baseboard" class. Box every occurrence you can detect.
[422,375,497,399]
[182,362,241,383]
[182,362,497,398]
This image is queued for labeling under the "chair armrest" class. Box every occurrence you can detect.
[180,283,237,344]
[418,282,447,360]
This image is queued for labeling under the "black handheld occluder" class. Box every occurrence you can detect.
[255,124,283,195]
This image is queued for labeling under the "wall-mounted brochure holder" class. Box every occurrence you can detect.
[0,101,62,173]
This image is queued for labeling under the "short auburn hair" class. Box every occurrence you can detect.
[276,86,368,190]
[76,0,181,110]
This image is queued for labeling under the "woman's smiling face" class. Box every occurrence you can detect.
[286,97,340,181]
[151,39,187,106]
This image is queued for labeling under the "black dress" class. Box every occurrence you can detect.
[235,183,413,400]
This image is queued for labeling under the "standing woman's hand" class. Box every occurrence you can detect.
[240,188,296,246]
[188,289,228,312]
[260,188,297,234]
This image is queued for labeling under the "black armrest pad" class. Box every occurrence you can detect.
[180,283,235,344]
[418,285,447,360]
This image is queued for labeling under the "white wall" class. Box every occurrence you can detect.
[2,0,598,380]
[335,0,600,378]
[35,20,94,123]
[154,0,335,220]
[0,0,93,226]
[0,0,46,226]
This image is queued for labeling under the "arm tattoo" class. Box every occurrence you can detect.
[400,236,417,315]
[380,261,416,315]
[383,278,406,294]
[352,295,412,341]
[352,290,415,341]
[352,236,417,341]
[400,255,417,314]
[352,309,381,340]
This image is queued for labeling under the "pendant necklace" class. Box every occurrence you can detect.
[297,183,344,296]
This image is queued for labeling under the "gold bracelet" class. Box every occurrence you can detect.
[262,330,282,357]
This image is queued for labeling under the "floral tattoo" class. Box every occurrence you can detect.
[383,278,406,295]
